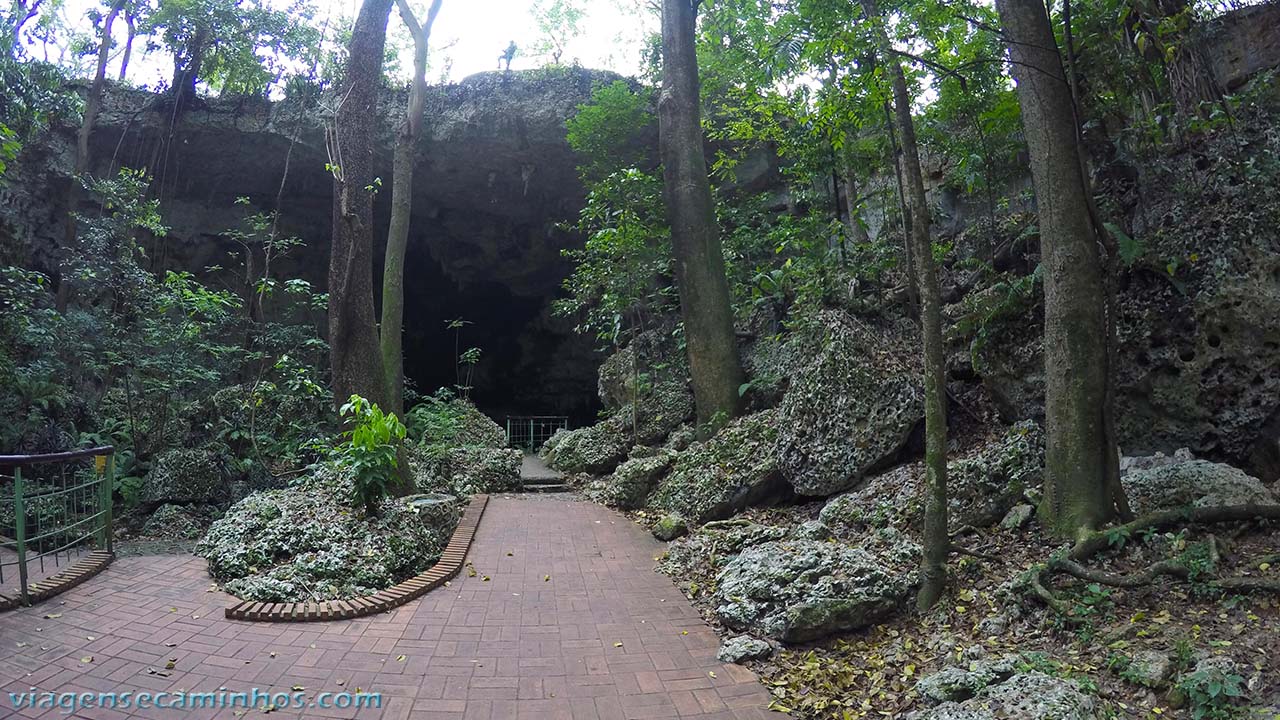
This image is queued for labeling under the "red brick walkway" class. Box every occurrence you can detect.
[0,495,784,719]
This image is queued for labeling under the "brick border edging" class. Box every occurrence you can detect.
[223,494,489,623]
[0,550,114,612]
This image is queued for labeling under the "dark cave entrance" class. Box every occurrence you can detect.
[392,223,603,429]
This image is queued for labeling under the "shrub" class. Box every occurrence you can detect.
[333,395,406,515]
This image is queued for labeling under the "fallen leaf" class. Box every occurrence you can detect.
[397,655,406,662]
[43,613,62,619]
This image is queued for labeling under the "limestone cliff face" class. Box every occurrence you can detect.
[0,68,630,421]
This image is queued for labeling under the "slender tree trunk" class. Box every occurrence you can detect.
[841,164,870,246]
[884,101,919,316]
[380,0,443,417]
[58,0,124,312]
[863,0,948,610]
[997,0,1123,537]
[657,0,744,431]
[118,10,135,81]
[328,0,394,416]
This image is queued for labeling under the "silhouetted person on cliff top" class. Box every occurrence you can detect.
[499,41,517,71]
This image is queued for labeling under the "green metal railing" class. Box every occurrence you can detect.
[0,446,114,606]
[506,416,569,451]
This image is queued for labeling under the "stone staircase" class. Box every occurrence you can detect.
[519,453,570,493]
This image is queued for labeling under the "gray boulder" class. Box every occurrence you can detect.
[717,636,772,664]
[820,422,1044,537]
[910,672,1101,720]
[777,311,924,496]
[1121,459,1276,515]
[648,410,788,525]
[141,503,207,540]
[713,539,912,643]
[404,493,461,531]
[541,415,630,475]
[651,513,688,541]
[412,445,521,495]
[1114,650,1173,689]
[142,448,228,504]
[916,656,1017,703]
[590,451,674,510]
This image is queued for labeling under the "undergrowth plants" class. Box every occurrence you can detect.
[334,394,406,515]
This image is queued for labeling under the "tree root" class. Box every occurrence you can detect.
[950,542,1000,561]
[1030,504,1280,615]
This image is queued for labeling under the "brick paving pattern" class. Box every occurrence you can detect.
[0,495,785,719]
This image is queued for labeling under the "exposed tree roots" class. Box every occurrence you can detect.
[1031,504,1280,617]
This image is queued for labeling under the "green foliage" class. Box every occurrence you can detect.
[565,80,653,184]
[555,169,673,344]
[1175,663,1246,720]
[952,267,1043,368]
[529,0,584,66]
[1,170,329,508]
[144,0,320,96]
[405,389,464,445]
[333,395,406,515]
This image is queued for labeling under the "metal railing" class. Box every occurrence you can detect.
[506,417,569,451]
[0,446,114,606]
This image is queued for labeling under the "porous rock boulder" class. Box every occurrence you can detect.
[1121,459,1276,515]
[908,671,1101,720]
[449,400,509,448]
[411,445,522,495]
[588,450,674,510]
[596,328,695,446]
[777,311,923,496]
[648,410,788,525]
[140,503,207,540]
[819,421,1044,536]
[197,466,457,602]
[142,448,229,504]
[540,414,630,474]
[713,537,913,643]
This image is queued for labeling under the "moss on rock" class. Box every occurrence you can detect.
[142,448,229,504]
[588,450,674,509]
[819,421,1044,537]
[648,409,787,525]
[140,503,207,540]
[410,444,521,495]
[777,311,924,497]
[541,415,631,474]
[196,465,457,602]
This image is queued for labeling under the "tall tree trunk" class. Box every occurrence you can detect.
[328,0,394,417]
[997,0,1122,537]
[862,0,948,611]
[380,0,443,417]
[118,9,135,81]
[657,0,744,430]
[883,100,919,314]
[841,164,870,246]
[59,0,124,312]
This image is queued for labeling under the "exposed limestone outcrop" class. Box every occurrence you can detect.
[819,421,1044,537]
[713,537,913,643]
[777,310,924,497]
[1121,459,1276,515]
[648,409,789,525]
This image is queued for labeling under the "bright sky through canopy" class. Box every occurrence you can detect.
[46,0,656,89]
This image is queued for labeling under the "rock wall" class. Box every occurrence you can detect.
[0,68,621,421]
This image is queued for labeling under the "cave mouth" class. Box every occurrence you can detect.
[396,229,602,429]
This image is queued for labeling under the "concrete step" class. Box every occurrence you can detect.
[520,483,571,493]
